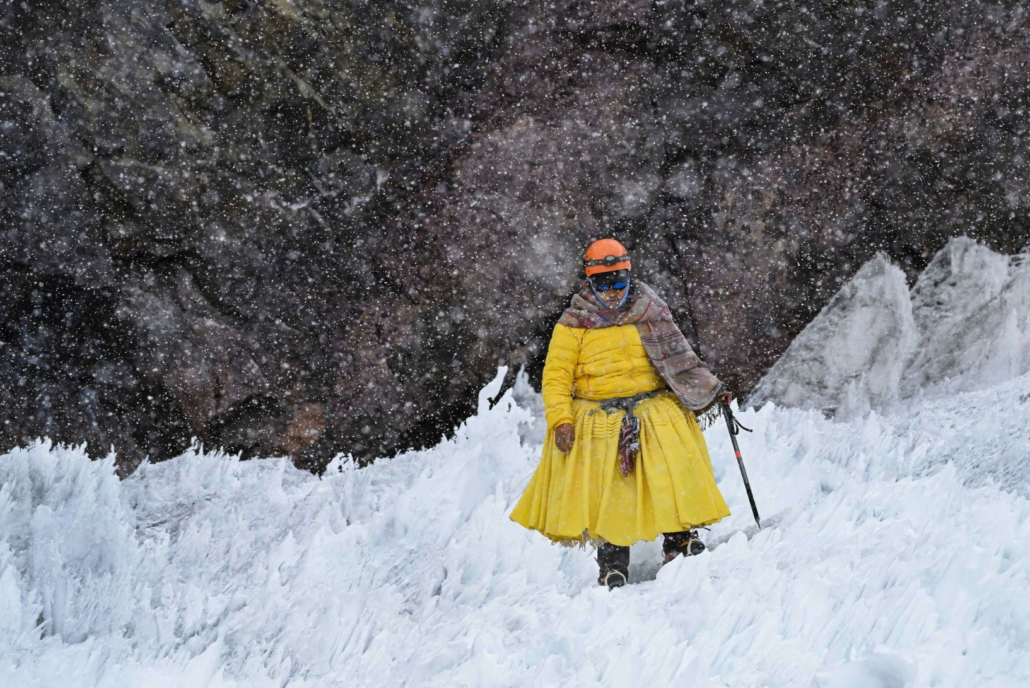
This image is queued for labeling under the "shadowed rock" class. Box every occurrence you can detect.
[0,0,1027,472]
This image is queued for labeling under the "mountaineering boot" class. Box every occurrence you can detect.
[663,530,706,563]
[597,542,630,589]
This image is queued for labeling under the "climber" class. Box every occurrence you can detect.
[509,238,733,589]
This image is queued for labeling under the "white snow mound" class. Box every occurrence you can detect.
[750,237,1030,415]
[1,367,1029,686]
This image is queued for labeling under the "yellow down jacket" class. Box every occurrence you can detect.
[509,323,731,546]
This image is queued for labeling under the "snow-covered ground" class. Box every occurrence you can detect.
[1,366,1028,687]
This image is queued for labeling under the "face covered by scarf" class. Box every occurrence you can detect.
[557,280,725,411]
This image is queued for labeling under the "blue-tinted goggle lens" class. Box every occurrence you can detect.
[593,280,628,292]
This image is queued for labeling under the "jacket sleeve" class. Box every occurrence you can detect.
[541,323,582,429]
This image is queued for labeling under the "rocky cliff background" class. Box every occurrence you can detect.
[1,0,1027,473]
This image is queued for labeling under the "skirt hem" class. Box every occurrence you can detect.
[513,514,729,549]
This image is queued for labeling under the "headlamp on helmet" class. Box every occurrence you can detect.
[584,238,632,276]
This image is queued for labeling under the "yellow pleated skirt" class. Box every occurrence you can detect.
[510,391,731,547]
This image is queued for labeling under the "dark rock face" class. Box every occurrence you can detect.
[1,0,1027,472]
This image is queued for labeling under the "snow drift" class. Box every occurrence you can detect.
[1,365,1029,687]
[750,237,1030,416]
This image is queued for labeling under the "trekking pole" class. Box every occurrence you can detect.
[721,402,761,528]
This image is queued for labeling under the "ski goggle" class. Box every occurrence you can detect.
[592,280,628,292]
[590,272,630,292]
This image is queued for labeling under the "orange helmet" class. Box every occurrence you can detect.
[584,239,631,276]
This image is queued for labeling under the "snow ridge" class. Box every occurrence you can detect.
[0,369,1029,687]
[750,237,1030,416]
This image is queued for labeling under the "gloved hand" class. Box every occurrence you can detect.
[554,423,575,453]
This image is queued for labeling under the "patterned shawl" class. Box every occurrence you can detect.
[557,280,725,411]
